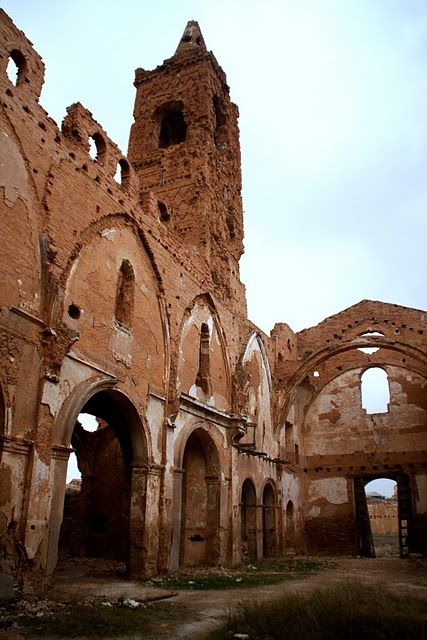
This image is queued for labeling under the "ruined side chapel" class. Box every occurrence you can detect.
[0,11,426,585]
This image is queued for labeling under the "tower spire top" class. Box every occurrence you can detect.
[175,20,207,56]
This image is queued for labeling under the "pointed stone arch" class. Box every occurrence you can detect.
[236,332,273,449]
[175,294,231,410]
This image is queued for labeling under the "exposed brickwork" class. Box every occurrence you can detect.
[0,10,426,586]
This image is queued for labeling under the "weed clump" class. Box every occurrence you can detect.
[209,581,427,640]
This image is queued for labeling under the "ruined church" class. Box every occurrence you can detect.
[0,11,426,586]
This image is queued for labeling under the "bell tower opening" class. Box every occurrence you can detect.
[156,102,187,148]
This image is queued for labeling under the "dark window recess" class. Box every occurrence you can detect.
[157,103,187,148]
[189,534,204,542]
[158,201,171,222]
[213,95,227,146]
[195,322,211,395]
[115,260,135,329]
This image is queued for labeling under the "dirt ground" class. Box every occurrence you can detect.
[155,557,427,639]
[2,556,426,639]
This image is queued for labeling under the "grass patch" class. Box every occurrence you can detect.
[208,580,427,640]
[152,558,331,590]
[5,600,185,638]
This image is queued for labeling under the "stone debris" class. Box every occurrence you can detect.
[121,597,141,609]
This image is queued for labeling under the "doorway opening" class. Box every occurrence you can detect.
[241,478,257,561]
[180,428,220,567]
[285,500,295,549]
[59,392,133,565]
[365,479,399,556]
[262,482,276,558]
[354,475,412,558]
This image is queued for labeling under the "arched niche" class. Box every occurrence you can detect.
[176,296,230,410]
[239,333,273,449]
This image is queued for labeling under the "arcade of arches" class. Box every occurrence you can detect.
[0,10,426,585]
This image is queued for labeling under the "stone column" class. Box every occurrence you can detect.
[0,436,32,544]
[256,503,264,560]
[143,464,163,575]
[45,445,73,576]
[170,468,184,570]
[206,476,221,564]
[128,463,147,577]
[128,463,163,577]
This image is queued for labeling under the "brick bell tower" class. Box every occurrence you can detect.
[128,21,246,305]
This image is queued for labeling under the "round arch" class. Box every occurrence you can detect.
[277,340,427,432]
[177,424,222,567]
[47,378,151,577]
[53,375,150,464]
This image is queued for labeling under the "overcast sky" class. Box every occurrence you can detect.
[5,0,426,334]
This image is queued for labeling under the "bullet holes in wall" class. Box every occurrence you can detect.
[68,303,81,320]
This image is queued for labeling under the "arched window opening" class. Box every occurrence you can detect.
[361,367,390,414]
[364,478,399,557]
[157,102,187,148]
[89,132,106,162]
[114,159,130,189]
[115,260,135,329]
[158,200,170,222]
[213,95,227,147]
[6,49,26,86]
[195,322,211,396]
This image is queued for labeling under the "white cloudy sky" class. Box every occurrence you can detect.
[5,2,426,496]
